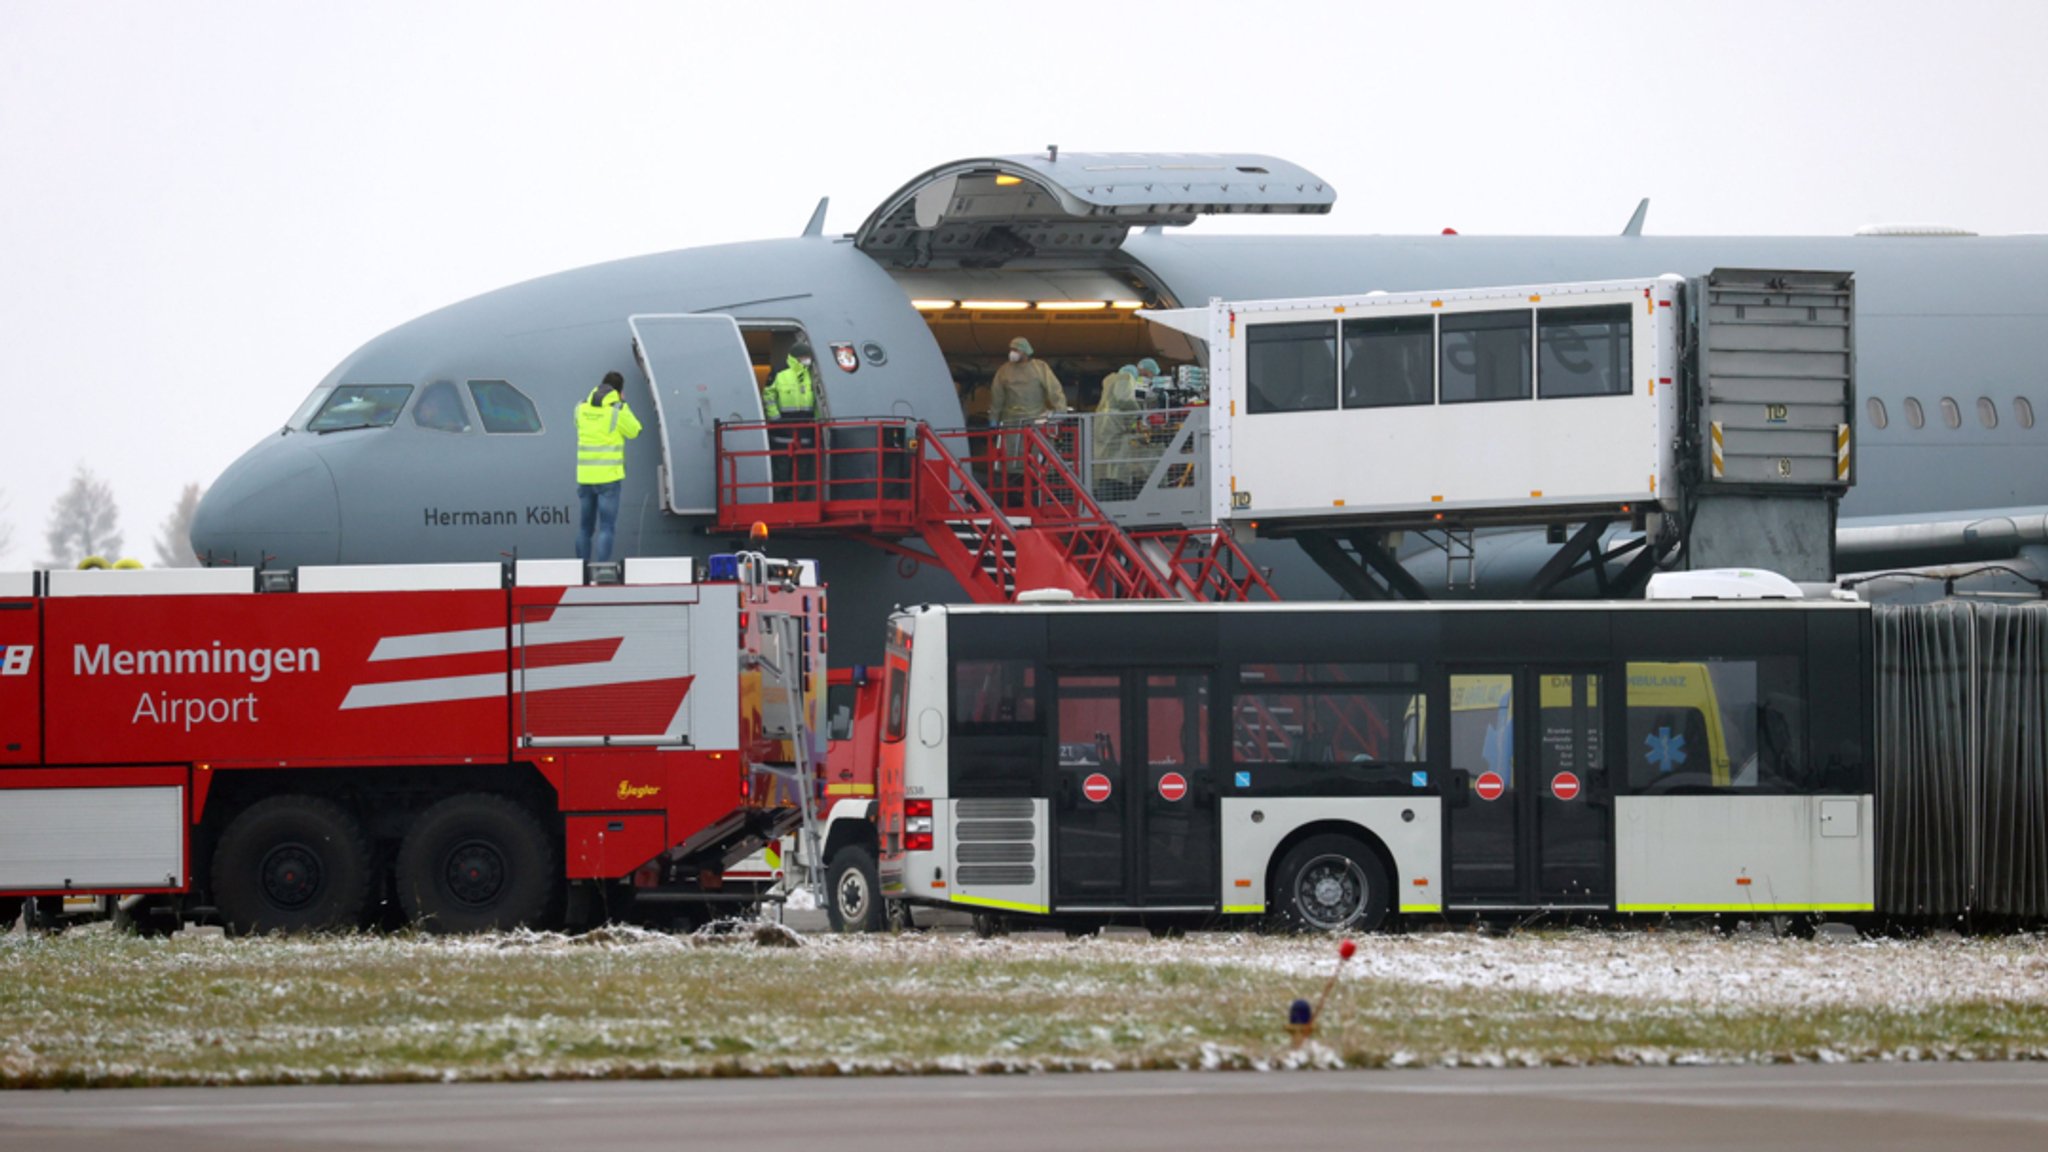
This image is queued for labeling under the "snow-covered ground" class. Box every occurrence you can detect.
[4,924,2046,1085]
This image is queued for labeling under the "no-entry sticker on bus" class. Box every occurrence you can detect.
[1551,772,1581,801]
[1157,772,1187,802]
[1474,771,1505,802]
[1083,773,1112,803]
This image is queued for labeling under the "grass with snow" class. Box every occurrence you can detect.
[4,924,2048,1087]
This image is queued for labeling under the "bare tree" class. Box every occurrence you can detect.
[154,483,204,568]
[43,466,123,569]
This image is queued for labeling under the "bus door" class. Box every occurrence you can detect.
[1445,667,1611,906]
[1050,669,1215,909]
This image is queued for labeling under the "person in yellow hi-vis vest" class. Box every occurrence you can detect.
[574,370,641,562]
[762,340,825,500]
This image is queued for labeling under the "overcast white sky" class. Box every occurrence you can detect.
[2,0,2044,563]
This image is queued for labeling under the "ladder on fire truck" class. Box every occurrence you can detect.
[712,419,1277,606]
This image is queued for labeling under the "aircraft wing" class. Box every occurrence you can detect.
[1835,505,2048,572]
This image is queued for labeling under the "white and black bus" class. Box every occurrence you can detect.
[874,593,1874,930]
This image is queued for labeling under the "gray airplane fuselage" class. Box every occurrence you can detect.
[192,167,2048,651]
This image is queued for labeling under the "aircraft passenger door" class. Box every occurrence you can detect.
[627,314,768,515]
[1050,669,1216,909]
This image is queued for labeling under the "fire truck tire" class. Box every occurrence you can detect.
[397,794,557,934]
[1273,834,1391,934]
[824,844,885,933]
[0,897,22,932]
[211,795,374,935]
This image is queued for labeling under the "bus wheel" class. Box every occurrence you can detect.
[211,795,373,935]
[824,844,886,933]
[1274,835,1390,934]
[397,794,557,934]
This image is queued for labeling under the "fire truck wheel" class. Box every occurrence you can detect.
[397,794,557,934]
[0,897,22,932]
[211,795,374,935]
[824,844,886,933]
[1273,834,1391,934]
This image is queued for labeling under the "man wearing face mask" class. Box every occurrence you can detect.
[989,336,1067,507]
[763,339,824,500]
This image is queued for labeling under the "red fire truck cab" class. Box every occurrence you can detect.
[0,553,826,934]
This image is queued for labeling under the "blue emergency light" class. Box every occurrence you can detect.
[706,553,739,581]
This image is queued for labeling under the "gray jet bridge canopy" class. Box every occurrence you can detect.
[855,152,1335,267]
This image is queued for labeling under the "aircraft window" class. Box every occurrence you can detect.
[1904,396,1925,429]
[467,380,543,434]
[1865,397,1888,429]
[1940,396,1962,429]
[1977,397,1998,429]
[1537,305,1631,399]
[1440,311,1532,404]
[411,381,471,433]
[307,384,412,432]
[2017,396,2036,429]
[1341,316,1432,408]
[1245,321,1337,414]
[287,386,334,431]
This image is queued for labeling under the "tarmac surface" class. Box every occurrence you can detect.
[6,1063,2048,1152]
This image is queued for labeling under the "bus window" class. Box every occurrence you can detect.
[1448,674,1514,783]
[953,660,1038,727]
[1231,661,1425,796]
[882,664,907,744]
[1624,658,1805,792]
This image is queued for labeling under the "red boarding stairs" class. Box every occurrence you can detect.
[713,419,1277,606]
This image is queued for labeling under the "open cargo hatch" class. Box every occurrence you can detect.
[856,152,1335,268]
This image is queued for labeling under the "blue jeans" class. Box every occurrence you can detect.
[576,481,623,562]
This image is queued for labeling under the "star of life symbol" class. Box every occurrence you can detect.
[1644,726,1688,774]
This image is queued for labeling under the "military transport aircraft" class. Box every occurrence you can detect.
[191,151,2048,643]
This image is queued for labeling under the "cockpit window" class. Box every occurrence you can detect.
[467,380,543,433]
[412,381,472,433]
[286,386,334,431]
[307,384,412,432]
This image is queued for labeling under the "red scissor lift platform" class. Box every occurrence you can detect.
[713,419,1276,605]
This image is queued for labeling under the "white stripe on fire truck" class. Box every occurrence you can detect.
[367,627,505,662]
[340,663,693,710]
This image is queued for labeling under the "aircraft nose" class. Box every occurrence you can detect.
[191,438,341,567]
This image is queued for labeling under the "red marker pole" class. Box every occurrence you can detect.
[1291,938,1358,1049]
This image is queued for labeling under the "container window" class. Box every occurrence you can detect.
[1245,321,1337,414]
[1440,311,1532,403]
[1537,305,1631,398]
[1340,315,1433,408]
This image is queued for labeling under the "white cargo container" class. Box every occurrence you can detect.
[1141,276,1688,528]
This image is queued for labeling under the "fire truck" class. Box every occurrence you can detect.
[0,552,825,934]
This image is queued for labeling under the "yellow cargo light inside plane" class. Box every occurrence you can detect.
[994,174,1023,186]
[911,299,957,311]
[1035,301,1108,311]
[960,300,1030,311]
[1111,300,1145,310]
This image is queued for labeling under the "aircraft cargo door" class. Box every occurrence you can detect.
[628,314,767,515]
